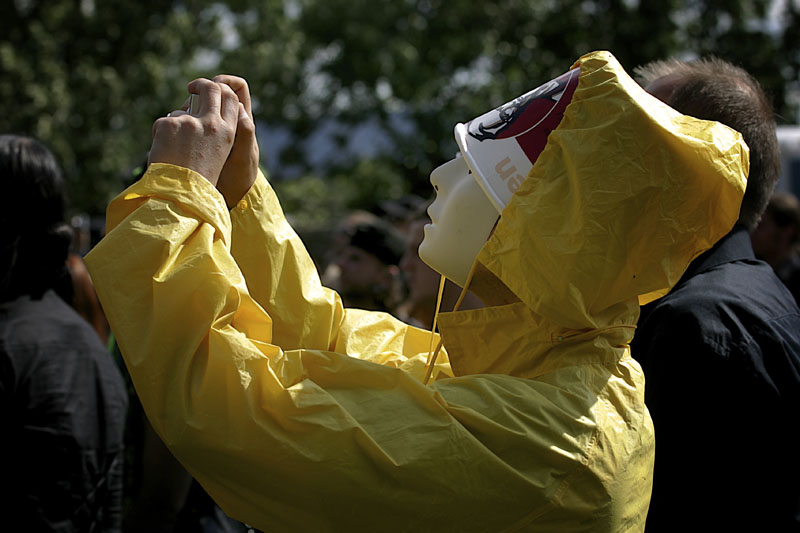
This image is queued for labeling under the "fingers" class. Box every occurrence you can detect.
[150,114,184,148]
[148,77,251,185]
[186,78,239,126]
[152,116,166,141]
[187,78,221,116]
[236,103,255,137]
[218,83,240,124]
[152,107,191,138]
[213,75,253,119]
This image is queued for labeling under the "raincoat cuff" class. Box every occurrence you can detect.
[230,169,269,221]
[111,162,232,242]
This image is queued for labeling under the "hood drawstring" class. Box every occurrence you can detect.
[423,261,479,385]
[423,276,445,385]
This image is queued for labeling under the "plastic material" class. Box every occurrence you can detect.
[85,51,749,531]
[418,154,498,286]
[421,68,580,285]
[456,68,580,213]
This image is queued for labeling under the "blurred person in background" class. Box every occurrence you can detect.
[0,134,128,531]
[750,191,800,304]
[322,210,406,313]
[632,58,800,531]
[59,252,111,345]
[374,194,428,235]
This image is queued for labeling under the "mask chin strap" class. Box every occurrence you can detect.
[423,261,479,385]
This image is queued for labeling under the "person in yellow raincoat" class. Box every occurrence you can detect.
[86,51,748,531]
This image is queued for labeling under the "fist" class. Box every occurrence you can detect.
[149,78,241,186]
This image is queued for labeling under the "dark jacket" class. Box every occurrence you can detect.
[774,250,800,306]
[631,225,800,531]
[0,290,128,532]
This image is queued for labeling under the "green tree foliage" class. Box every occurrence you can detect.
[0,0,226,214]
[2,0,799,234]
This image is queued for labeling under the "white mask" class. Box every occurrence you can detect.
[418,154,499,287]
[419,67,581,288]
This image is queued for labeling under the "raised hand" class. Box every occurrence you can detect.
[148,78,240,186]
[213,74,260,208]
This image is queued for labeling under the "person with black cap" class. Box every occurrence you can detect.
[322,210,406,313]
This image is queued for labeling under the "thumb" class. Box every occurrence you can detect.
[237,102,254,131]
[234,102,256,142]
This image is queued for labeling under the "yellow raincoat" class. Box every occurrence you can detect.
[86,51,748,531]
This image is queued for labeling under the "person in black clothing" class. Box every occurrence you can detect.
[751,191,800,304]
[631,58,800,531]
[0,135,128,531]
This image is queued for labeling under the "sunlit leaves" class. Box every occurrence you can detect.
[1,0,798,225]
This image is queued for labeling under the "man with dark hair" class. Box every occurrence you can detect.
[323,211,406,312]
[751,191,800,303]
[0,135,128,531]
[638,58,781,230]
[632,59,800,531]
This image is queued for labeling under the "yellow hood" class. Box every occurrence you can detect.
[477,51,747,331]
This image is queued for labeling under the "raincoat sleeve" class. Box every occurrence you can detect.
[226,169,443,370]
[83,164,572,530]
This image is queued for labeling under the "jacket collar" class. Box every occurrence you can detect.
[436,302,635,379]
[679,225,755,283]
